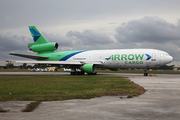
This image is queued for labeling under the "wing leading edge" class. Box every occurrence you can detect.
[9,53,49,60]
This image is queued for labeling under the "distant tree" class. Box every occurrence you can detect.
[23,63,27,69]
[18,65,23,69]
[154,65,174,70]
[6,61,14,69]
[3,66,7,69]
[27,65,32,68]
[33,64,48,68]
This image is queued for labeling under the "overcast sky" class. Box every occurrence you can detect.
[0,0,180,66]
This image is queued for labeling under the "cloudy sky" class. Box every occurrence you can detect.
[0,0,180,65]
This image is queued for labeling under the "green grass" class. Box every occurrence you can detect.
[22,101,41,112]
[0,69,29,72]
[0,75,144,101]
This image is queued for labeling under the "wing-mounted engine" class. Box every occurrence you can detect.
[80,64,97,74]
[29,42,58,53]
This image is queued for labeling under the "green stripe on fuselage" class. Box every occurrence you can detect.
[36,50,86,61]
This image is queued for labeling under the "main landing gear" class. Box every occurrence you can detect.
[70,71,85,75]
[70,72,97,75]
[87,72,97,75]
[70,70,97,75]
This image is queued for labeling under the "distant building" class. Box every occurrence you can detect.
[173,66,180,71]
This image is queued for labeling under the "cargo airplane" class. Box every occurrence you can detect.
[10,26,173,76]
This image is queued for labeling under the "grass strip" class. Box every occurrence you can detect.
[0,75,145,101]
[22,101,41,112]
[0,69,30,72]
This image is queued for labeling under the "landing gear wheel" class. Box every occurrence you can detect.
[80,71,85,75]
[87,72,97,75]
[144,73,148,76]
[71,71,85,75]
[143,69,148,76]
[71,72,75,75]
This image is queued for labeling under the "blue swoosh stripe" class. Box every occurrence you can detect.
[145,54,151,60]
[29,28,41,36]
[59,50,88,61]
[29,28,41,42]
[34,36,40,42]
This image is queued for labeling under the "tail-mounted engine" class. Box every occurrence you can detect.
[29,42,58,52]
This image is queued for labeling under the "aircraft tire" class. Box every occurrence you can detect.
[144,73,148,76]
[71,72,75,75]
[71,72,85,75]
[87,72,97,75]
[80,72,85,75]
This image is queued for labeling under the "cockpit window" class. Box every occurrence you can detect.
[161,53,169,57]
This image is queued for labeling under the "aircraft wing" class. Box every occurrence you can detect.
[14,60,103,65]
[9,53,49,60]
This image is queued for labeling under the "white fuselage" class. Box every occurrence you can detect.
[66,49,173,69]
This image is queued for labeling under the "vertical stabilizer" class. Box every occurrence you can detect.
[28,26,48,47]
[28,26,58,53]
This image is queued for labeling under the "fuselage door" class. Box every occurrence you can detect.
[152,53,156,61]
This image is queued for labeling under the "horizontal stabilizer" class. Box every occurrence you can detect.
[9,53,49,60]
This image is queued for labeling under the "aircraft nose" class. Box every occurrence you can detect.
[171,56,174,62]
[165,56,173,64]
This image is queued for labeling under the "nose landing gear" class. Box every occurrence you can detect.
[144,69,148,76]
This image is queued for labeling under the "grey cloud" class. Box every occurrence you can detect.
[66,30,114,45]
[0,50,31,61]
[114,17,180,62]
[0,31,34,60]
[0,32,31,52]
[42,32,73,50]
[115,16,180,43]
[1,0,180,30]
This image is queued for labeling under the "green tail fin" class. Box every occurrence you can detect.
[28,26,48,47]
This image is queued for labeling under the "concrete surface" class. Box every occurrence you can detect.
[0,74,180,120]
[0,101,33,112]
